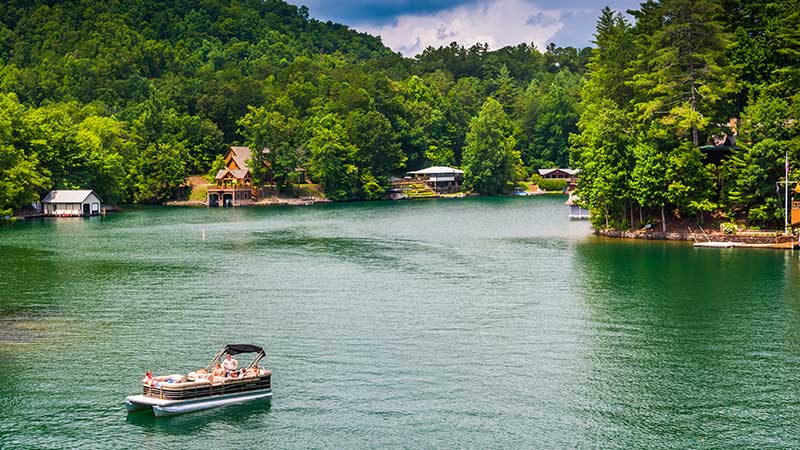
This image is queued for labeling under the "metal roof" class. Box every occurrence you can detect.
[41,190,101,204]
[407,166,464,175]
[538,168,579,176]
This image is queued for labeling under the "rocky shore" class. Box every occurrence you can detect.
[597,228,798,246]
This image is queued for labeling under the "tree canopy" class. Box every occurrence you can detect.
[3,0,797,230]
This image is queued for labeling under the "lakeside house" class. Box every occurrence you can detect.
[207,146,268,207]
[537,168,579,181]
[41,190,102,217]
[538,168,579,191]
[406,166,464,194]
[565,193,590,220]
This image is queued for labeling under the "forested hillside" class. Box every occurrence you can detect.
[0,0,587,212]
[4,0,796,230]
[573,1,800,230]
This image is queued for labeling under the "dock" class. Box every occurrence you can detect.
[694,241,800,250]
[693,242,735,248]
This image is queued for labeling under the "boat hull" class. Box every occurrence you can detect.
[126,388,272,417]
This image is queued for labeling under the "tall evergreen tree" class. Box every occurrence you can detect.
[630,0,732,146]
[463,97,516,195]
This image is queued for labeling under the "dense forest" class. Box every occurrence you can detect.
[0,0,587,212]
[1,0,799,231]
[573,0,800,230]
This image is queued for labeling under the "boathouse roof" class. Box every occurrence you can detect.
[41,190,102,204]
[407,166,464,175]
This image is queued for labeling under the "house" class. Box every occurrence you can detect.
[207,146,268,207]
[41,190,102,217]
[538,168,579,191]
[537,168,579,181]
[406,166,464,194]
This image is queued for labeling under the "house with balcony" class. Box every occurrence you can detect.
[406,166,464,194]
[207,146,267,207]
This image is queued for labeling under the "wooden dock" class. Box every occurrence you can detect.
[694,241,800,250]
[694,242,735,248]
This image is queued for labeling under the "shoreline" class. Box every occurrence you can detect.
[164,197,332,207]
[596,228,799,249]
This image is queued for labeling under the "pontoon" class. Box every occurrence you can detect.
[125,344,272,417]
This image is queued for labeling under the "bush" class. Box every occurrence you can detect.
[721,222,737,235]
[530,174,568,191]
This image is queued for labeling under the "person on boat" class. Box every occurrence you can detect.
[222,353,238,375]
[246,366,260,378]
[211,363,225,381]
[142,371,154,385]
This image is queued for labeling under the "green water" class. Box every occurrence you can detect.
[0,196,798,449]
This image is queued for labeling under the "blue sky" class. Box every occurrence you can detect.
[287,0,641,55]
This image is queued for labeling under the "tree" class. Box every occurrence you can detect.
[0,93,50,214]
[462,97,516,194]
[516,70,582,168]
[488,64,518,116]
[238,106,303,189]
[630,142,669,231]
[306,114,359,201]
[629,0,731,146]
[129,142,188,203]
[583,6,634,106]
[571,99,634,228]
[343,109,405,178]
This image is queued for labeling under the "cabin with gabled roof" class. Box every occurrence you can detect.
[41,190,102,217]
[207,146,268,207]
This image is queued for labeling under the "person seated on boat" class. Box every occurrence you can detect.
[211,363,225,381]
[142,371,155,385]
[222,353,238,375]
[246,366,260,378]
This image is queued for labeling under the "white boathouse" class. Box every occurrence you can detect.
[41,190,103,217]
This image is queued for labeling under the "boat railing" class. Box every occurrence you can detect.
[143,374,271,400]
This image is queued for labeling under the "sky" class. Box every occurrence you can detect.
[288,0,642,55]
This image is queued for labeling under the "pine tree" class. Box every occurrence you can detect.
[629,0,732,146]
[463,97,516,195]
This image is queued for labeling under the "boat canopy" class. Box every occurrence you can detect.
[208,344,266,370]
[223,344,264,356]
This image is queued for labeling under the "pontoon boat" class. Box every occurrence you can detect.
[125,344,272,417]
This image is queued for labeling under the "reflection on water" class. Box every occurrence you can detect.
[126,399,272,435]
[573,240,800,448]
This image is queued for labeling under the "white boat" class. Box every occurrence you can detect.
[125,344,272,417]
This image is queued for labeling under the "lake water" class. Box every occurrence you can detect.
[0,196,798,448]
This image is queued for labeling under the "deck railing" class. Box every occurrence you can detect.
[143,375,271,400]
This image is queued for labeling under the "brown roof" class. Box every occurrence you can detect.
[215,169,251,180]
[226,146,269,171]
[228,146,251,171]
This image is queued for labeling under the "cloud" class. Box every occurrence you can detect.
[355,0,568,56]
